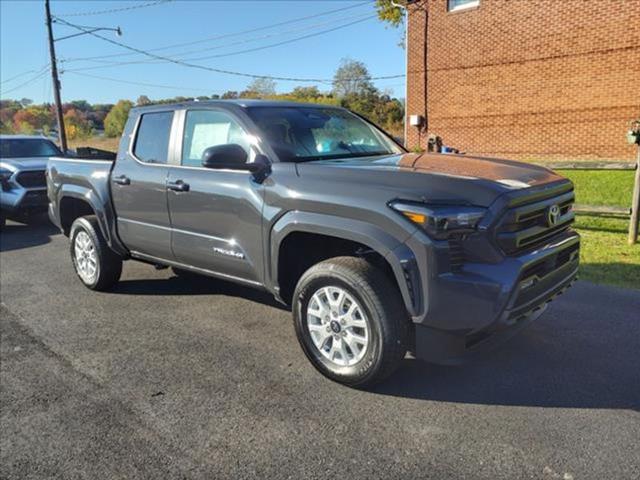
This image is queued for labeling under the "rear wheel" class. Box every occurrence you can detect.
[293,256,409,388]
[70,216,122,291]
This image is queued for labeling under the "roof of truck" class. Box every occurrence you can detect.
[133,99,345,112]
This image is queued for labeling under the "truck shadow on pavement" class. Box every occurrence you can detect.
[0,218,59,252]
[114,275,639,411]
[112,274,289,311]
[373,282,640,411]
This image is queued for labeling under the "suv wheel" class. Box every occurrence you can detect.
[70,216,122,291]
[293,256,408,387]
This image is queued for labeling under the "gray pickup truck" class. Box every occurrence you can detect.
[47,100,579,387]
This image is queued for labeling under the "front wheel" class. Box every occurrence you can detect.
[293,256,409,388]
[70,216,122,291]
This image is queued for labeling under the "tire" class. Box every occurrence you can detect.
[293,256,409,388]
[69,216,122,291]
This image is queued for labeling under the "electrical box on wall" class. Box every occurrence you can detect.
[409,115,424,127]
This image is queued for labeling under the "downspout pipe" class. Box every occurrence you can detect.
[391,0,409,147]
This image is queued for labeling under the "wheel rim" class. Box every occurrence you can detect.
[306,286,370,367]
[74,231,97,283]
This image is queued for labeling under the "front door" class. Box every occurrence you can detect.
[167,109,265,285]
[111,110,175,259]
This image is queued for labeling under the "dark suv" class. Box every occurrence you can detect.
[47,100,579,387]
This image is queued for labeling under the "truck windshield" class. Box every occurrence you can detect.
[245,107,402,162]
[0,138,61,158]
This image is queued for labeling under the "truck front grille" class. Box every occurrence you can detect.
[16,170,46,188]
[496,184,575,255]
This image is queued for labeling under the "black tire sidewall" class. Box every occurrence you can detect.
[294,272,385,386]
[69,217,103,289]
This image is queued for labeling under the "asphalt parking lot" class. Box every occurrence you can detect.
[1,218,639,479]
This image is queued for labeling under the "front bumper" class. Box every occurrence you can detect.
[408,230,580,363]
[0,187,49,215]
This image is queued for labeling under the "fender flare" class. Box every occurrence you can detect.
[57,185,127,256]
[269,211,422,316]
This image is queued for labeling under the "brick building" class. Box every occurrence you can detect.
[405,0,640,162]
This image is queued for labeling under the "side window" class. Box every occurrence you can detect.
[181,110,252,167]
[133,112,173,164]
[448,0,479,11]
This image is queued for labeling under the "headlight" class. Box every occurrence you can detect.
[0,168,13,191]
[390,201,486,240]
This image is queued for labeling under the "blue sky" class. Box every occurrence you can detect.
[0,0,406,104]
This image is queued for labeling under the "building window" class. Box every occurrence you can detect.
[448,0,479,12]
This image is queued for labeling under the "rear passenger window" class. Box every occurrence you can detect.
[133,112,173,164]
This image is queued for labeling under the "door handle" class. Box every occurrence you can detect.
[112,175,130,186]
[167,180,190,192]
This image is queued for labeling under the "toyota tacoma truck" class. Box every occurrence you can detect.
[1,135,62,227]
[47,100,579,387]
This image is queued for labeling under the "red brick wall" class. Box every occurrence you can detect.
[406,0,640,162]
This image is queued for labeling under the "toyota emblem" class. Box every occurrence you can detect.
[547,204,561,226]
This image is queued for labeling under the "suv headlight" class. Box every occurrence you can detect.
[0,168,13,191]
[390,201,486,240]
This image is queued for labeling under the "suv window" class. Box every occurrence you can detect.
[182,110,252,167]
[0,138,61,158]
[133,112,173,164]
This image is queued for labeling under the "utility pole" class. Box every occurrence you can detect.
[45,0,67,152]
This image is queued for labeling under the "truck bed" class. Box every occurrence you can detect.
[46,155,120,249]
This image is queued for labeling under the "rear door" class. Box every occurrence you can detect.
[166,108,266,285]
[111,110,176,260]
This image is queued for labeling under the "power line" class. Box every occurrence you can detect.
[54,17,404,83]
[172,15,377,62]
[66,71,214,92]
[60,1,371,63]
[55,0,172,18]
[0,68,50,96]
[63,10,374,67]
[63,14,377,72]
[0,66,48,85]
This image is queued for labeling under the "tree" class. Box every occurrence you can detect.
[290,86,322,100]
[13,106,53,134]
[70,100,91,112]
[136,95,151,106]
[221,91,239,99]
[375,0,407,47]
[241,77,277,98]
[332,58,376,98]
[374,0,405,28]
[63,108,93,140]
[104,100,133,137]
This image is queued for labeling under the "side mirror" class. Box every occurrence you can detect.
[202,143,248,169]
[201,144,271,182]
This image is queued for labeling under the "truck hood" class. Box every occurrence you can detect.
[0,157,49,172]
[297,152,567,207]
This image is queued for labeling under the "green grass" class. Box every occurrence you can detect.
[557,169,639,289]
